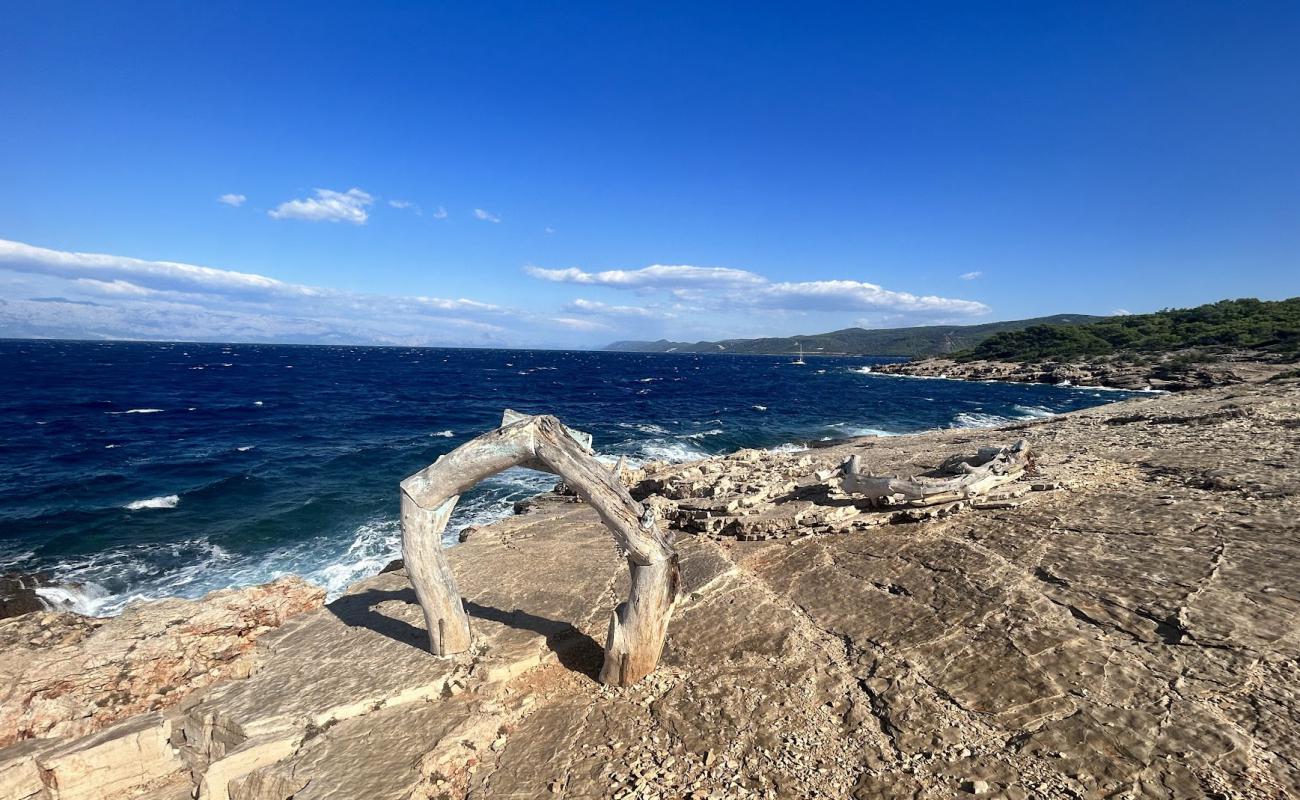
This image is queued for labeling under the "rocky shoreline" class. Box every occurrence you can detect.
[873,350,1293,392]
[3,374,1299,799]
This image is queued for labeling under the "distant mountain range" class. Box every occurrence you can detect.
[604,314,1104,358]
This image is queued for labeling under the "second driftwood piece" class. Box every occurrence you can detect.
[400,410,679,687]
[839,439,1033,507]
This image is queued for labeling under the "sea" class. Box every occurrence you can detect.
[0,339,1144,616]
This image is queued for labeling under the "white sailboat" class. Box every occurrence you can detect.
[792,342,806,365]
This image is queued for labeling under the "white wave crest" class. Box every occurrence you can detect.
[950,412,1015,429]
[685,428,724,439]
[844,427,897,437]
[431,430,455,437]
[637,439,709,464]
[107,408,163,415]
[1012,405,1056,419]
[617,422,671,435]
[124,494,179,510]
[35,583,112,616]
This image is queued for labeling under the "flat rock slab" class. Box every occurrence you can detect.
[4,379,1298,800]
[181,505,632,799]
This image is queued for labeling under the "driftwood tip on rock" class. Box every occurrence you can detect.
[400,411,678,686]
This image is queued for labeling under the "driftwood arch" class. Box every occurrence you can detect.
[400,410,679,686]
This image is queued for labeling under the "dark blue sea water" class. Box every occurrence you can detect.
[0,339,1141,615]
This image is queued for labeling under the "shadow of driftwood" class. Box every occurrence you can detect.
[464,600,605,680]
[327,586,431,650]
[326,587,604,680]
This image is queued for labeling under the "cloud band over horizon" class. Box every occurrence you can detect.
[0,238,991,346]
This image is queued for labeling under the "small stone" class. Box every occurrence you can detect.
[963,779,991,794]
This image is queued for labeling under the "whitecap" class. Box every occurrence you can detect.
[124,494,179,511]
[949,412,1014,429]
[107,408,163,415]
[685,428,724,439]
[1012,405,1057,420]
[844,427,898,437]
[767,443,808,454]
[636,439,708,464]
[617,422,670,435]
[105,443,120,449]
[752,405,768,411]
[253,400,264,406]
[236,445,255,452]
[431,430,455,438]
[34,583,112,616]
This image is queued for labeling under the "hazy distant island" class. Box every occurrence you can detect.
[605,314,1103,357]
[611,297,1300,392]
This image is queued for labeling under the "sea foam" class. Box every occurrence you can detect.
[124,494,179,510]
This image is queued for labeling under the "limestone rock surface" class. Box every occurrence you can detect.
[2,377,1298,799]
[0,576,324,747]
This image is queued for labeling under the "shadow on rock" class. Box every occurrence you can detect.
[327,587,431,650]
[464,600,605,681]
[326,588,605,680]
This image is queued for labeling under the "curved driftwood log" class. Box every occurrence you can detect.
[400,410,679,686]
[840,439,1033,507]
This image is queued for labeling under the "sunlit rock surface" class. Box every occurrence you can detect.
[1,376,1297,799]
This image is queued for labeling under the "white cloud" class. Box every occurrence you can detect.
[758,280,989,315]
[526,263,988,318]
[549,316,610,331]
[432,206,448,220]
[1111,308,1132,316]
[564,298,668,319]
[544,226,556,235]
[414,296,502,312]
[269,188,374,224]
[388,199,421,215]
[525,264,765,289]
[960,271,983,280]
[473,208,501,223]
[0,239,317,298]
[0,238,528,346]
[217,193,246,207]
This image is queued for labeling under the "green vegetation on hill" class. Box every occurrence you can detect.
[960,298,1300,363]
[605,314,1102,358]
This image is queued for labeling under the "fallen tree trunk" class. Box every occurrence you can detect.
[400,410,679,686]
[840,439,1033,507]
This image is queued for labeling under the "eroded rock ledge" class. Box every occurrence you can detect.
[2,377,1299,800]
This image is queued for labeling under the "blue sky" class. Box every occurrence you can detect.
[1,2,1297,347]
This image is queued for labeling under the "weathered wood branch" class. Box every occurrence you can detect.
[840,439,1033,507]
[400,410,679,686]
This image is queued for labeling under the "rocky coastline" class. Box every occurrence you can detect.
[872,350,1294,392]
[3,373,1299,799]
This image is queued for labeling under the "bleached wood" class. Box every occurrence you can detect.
[840,439,1033,507]
[400,412,678,686]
